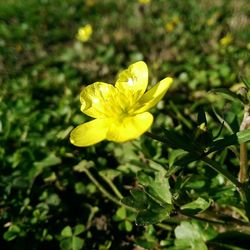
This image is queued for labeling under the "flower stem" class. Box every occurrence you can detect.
[239,104,250,184]
[82,167,135,211]
[100,174,123,199]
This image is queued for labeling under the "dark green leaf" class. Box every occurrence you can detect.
[210,88,243,104]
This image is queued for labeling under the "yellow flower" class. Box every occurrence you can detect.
[76,24,92,42]
[219,33,233,46]
[86,0,95,6]
[165,22,175,32]
[165,16,181,33]
[70,61,173,147]
[138,0,151,4]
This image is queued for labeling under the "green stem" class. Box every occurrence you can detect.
[83,167,135,211]
[239,142,249,183]
[155,223,172,231]
[100,174,123,199]
[239,104,250,184]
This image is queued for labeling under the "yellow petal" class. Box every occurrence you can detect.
[70,119,108,147]
[106,112,153,142]
[115,61,148,101]
[134,77,173,113]
[80,82,119,118]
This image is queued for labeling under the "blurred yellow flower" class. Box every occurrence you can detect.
[165,16,181,33]
[207,12,220,26]
[76,24,92,42]
[165,22,175,32]
[86,0,95,6]
[138,0,151,4]
[220,33,233,46]
[70,61,173,147]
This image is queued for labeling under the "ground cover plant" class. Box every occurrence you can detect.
[0,0,250,249]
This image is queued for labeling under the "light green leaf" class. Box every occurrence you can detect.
[74,224,85,236]
[61,226,72,238]
[72,236,84,250]
[181,197,212,214]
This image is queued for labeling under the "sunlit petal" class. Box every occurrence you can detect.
[115,61,148,100]
[70,119,108,147]
[106,112,153,142]
[80,82,118,118]
[134,77,173,113]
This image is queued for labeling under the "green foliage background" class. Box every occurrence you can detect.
[0,0,249,249]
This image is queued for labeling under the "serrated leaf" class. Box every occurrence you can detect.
[136,206,171,225]
[121,189,148,209]
[138,172,172,205]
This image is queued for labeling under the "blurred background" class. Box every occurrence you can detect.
[0,0,249,249]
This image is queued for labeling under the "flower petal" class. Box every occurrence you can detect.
[70,119,108,147]
[80,82,119,118]
[115,61,148,100]
[106,112,153,142]
[134,77,173,113]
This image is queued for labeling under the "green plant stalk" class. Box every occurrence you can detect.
[100,174,123,200]
[239,142,248,183]
[82,167,135,211]
[239,104,250,184]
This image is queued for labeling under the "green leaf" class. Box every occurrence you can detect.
[209,129,250,154]
[72,236,84,250]
[60,238,72,250]
[47,193,61,206]
[74,224,85,236]
[181,197,212,214]
[121,189,148,209]
[99,169,121,180]
[115,207,127,220]
[240,76,250,90]
[136,205,172,225]
[173,220,217,250]
[169,149,187,167]
[210,88,243,104]
[162,129,202,152]
[237,129,250,143]
[138,172,172,205]
[124,220,133,232]
[34,153,61,169]
[3,225,21,241]
[61,226,73,238]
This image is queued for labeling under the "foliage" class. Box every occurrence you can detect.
[0,0,250,249]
